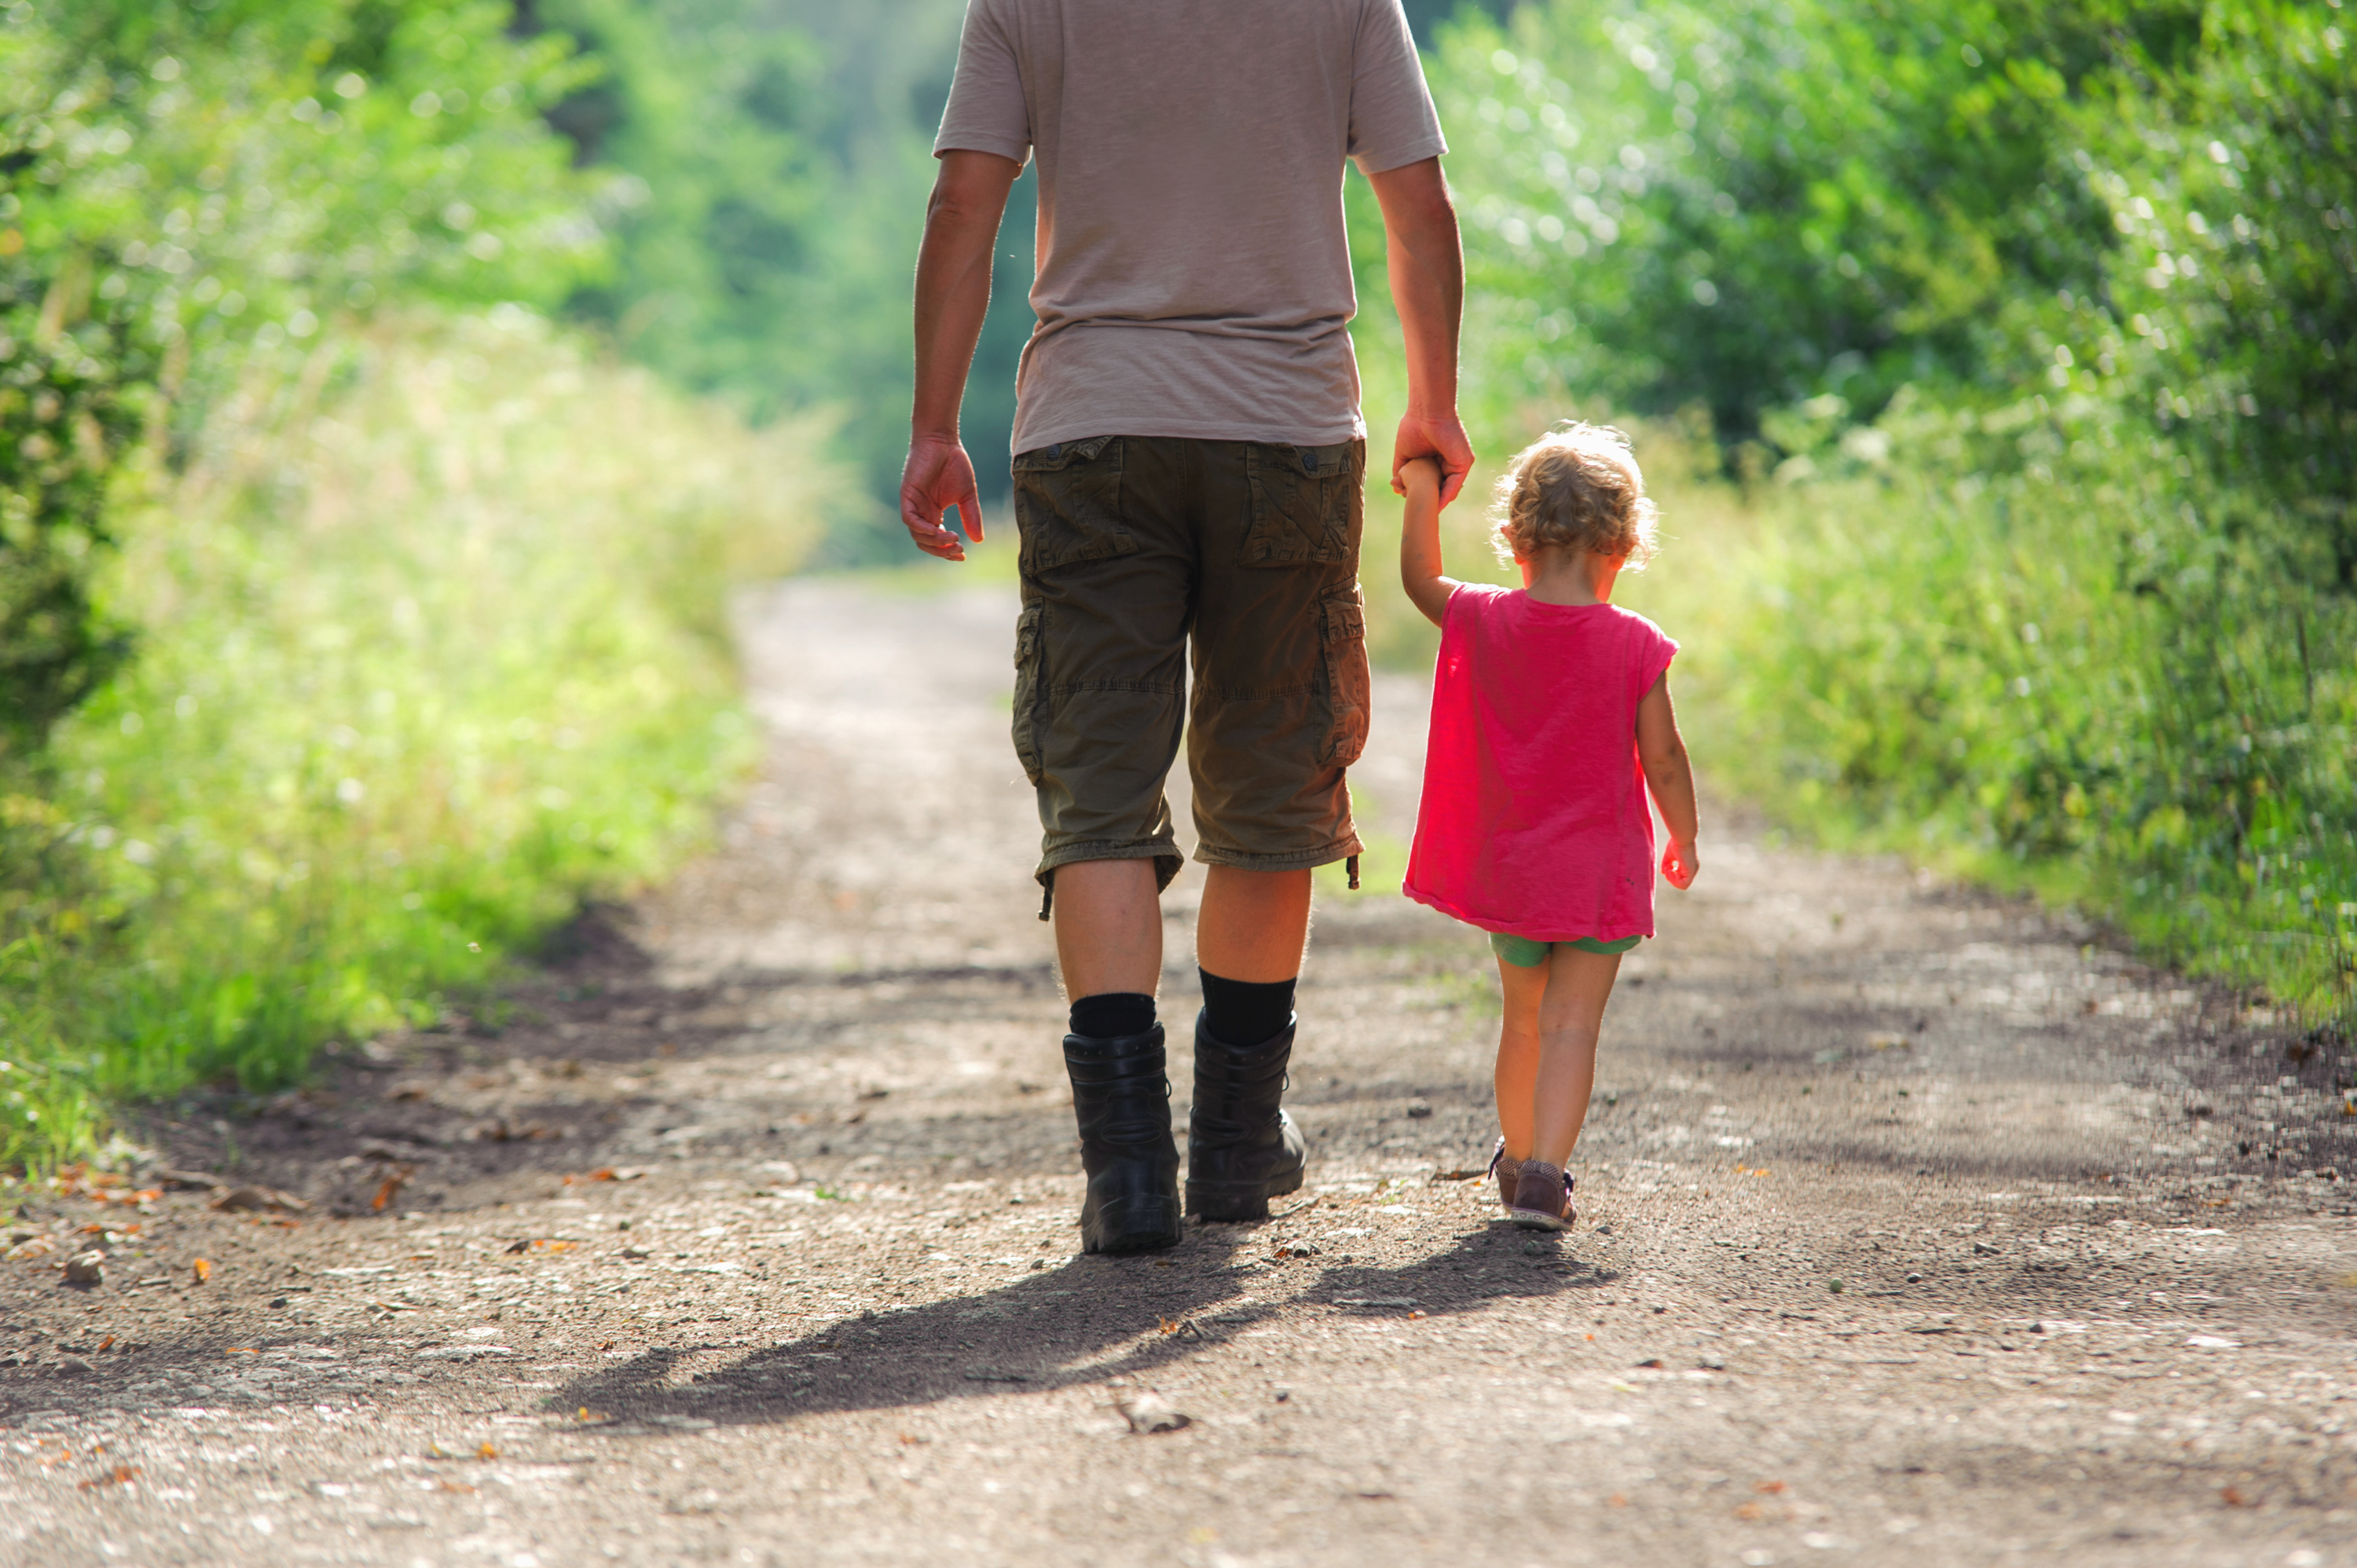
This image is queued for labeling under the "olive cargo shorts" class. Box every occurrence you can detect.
[1010,435,1370,894]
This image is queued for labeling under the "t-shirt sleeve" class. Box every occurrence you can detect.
[1632,617,1679,703]
[1442,581,1503,628]
[933,0,1032,167]
[1347,0,1448,175]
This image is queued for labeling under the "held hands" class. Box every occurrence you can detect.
[1661,837,1700,890]
[898,431,984,562]
[1391,408,1475,507]
[1395,452,1457,628]
[1398,455,1442,502]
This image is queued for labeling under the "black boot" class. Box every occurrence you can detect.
[1184,1011,1307,1221]
[1064,1026,1182,1255]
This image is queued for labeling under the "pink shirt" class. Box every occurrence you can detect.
[1404,584,1678,942]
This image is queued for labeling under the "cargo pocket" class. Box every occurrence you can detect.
[1010,603,1047,786]
[1013,437,1131,575]
[1318,583,1370,768]
[1240,441,1362,567]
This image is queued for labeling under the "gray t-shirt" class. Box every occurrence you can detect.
[935,0,1446,454]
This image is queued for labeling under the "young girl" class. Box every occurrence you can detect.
[1397,425,1700,1230]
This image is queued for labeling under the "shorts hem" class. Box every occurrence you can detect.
[1036,840,1184,892]
[1490,931,1643,966]
[1192,833,1364,874]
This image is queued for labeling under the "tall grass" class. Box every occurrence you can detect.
[1691,396,2355,1027]
[0,310,841,1169]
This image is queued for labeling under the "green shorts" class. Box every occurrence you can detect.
[1490,932,1643,967]
[1010,435,1370,892]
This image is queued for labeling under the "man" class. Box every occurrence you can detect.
[900,0,1471,1254]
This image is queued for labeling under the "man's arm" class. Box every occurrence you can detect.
[901,149,1022,562]
[1365,156,1473,507]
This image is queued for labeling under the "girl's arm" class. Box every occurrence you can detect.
[1636,672,1701,888]
[1397,456,1459,628]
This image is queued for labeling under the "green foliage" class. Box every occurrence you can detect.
[2087,0,2356,584]
[525,0,1004,551]
[0,1,849,1171]
[0,0,607,763]
[1400,0,1516,45]
[1428,0,2355,1023]
[0,312,838,1171]
[1697,399,2355,1022]
[526,0,845,408]
[1432,0,2210,441]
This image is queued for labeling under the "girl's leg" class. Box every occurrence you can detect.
[1529,946,1621,1167]
[1494,957,1548,1163]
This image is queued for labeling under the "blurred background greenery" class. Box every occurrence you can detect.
[1,0,2348,1167]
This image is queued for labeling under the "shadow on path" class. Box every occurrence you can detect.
[555,1222,1618,1427]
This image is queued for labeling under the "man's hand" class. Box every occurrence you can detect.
[904,148,1018,562]
[1392,408,1475,506]
[900,431,984,562]
[1660,837,1700,890]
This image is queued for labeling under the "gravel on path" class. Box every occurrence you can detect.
[4,579,2353,1568]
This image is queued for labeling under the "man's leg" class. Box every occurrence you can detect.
[1052,858,1164,997]
[1180,438,1369,1220]
[1196,863,1310,1088]
[1014,437,1194,1255]
[1187,869,1314,1218]
[1196,865,1311,983]
[1184,867,1318,1221]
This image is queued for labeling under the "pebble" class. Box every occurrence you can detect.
[63,1250,105,1286]
[56,1355,93,1376]
[1116,1391,1190,1434]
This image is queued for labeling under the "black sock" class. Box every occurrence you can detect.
[1199,969,1296,1047]
[1069,991,1157,1039]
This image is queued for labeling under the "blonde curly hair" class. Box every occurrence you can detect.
[1493,422,1659,569]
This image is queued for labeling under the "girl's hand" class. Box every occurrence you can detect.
[1397,455,1442,500]
[1661,837,1699,889]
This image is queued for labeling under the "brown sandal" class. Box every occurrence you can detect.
[1505,1159,1575,1231]
[1485,1137,1519,1211]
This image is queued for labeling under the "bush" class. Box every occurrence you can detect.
[1426,0,2207,442]
[1,0,607,764]
[0,310,841,1170]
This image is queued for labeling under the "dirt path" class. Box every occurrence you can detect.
[5,578,2355,1568]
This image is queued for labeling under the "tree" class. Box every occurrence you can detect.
[0,0,603,760]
